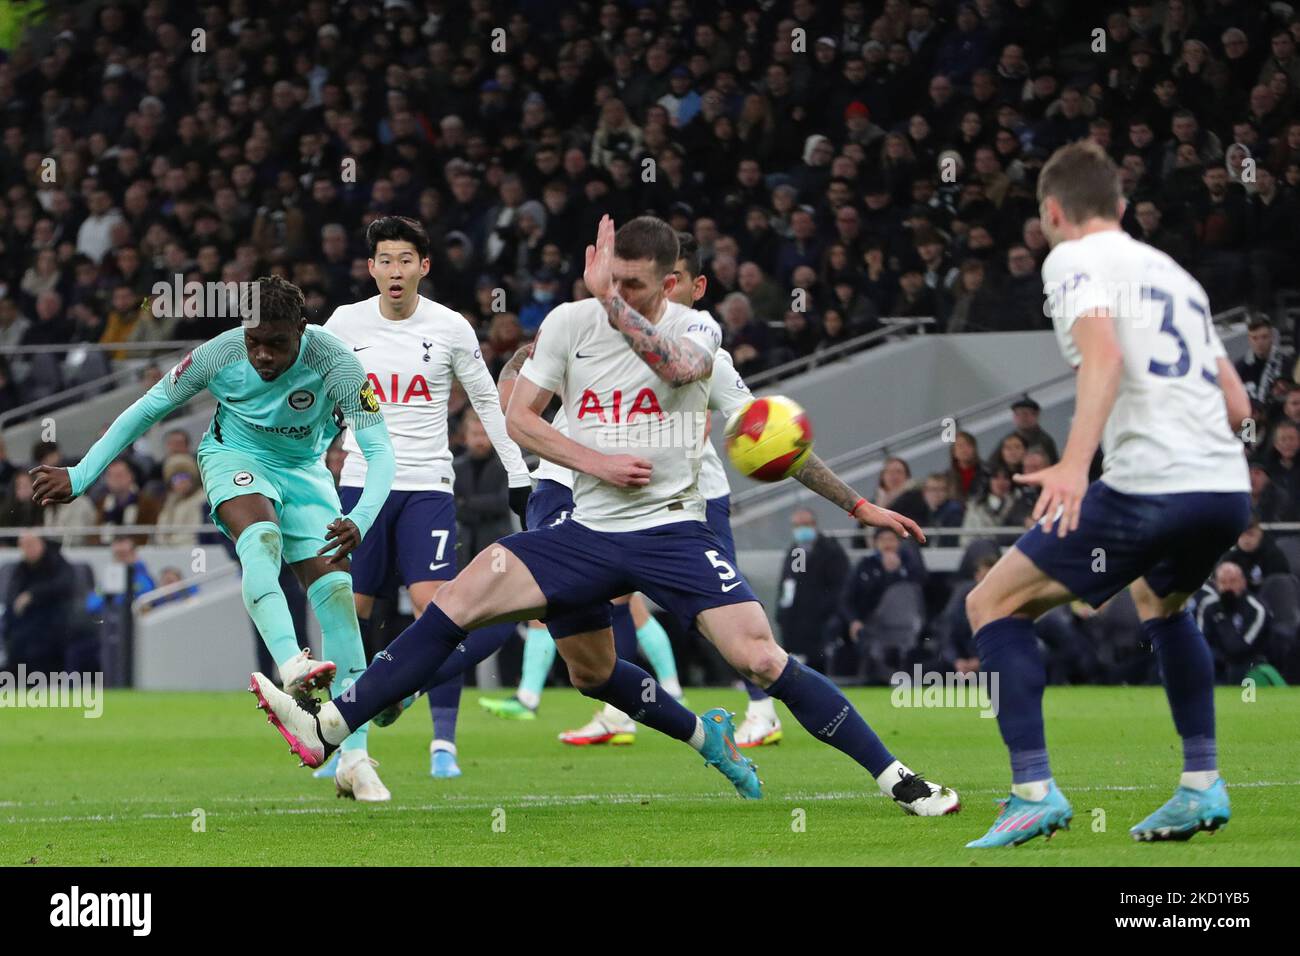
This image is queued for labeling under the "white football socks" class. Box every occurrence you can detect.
[319,700,350,746]
[1180,769,1220,791]
[661,677,684,700]
[687,717,706,752]
[1011,779,1052,802]
[874,759,914,797]
[601,703,632,725]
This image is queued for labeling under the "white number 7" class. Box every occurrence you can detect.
[430,529,449,562]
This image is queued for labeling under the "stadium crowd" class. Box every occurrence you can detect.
[3,0,1300,686]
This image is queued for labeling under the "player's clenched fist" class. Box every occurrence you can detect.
[318,517,362,564]
[29,465,74,506]
[592,453,653,487]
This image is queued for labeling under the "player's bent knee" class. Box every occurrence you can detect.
[568,659,615,691]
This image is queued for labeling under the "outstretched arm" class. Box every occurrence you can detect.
[793,453,926,543]
[584,214,713,386]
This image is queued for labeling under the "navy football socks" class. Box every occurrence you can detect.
[974,616,1051,783]
[766,658,895,776]
[581,658,697,741]
[1145,611,1218,772]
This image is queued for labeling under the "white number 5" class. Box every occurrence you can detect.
[706,549,737,581]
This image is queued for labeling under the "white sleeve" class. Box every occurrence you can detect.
[520,305,571,392]
[707,348,753,417]
[1042,246,1110,337]
[451,320,531,486]
[681,310,723,357]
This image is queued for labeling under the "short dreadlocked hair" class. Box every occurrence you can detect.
[251,274,305,326]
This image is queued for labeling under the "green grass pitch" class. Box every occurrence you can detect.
[2,686,1297,866]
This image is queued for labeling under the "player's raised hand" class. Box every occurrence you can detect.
[29,465,75,506]
[583,214,615,302]
[592,453,653,487]
[851,499,927,544]
[319,517,362,563]
[1015,461,1088,538]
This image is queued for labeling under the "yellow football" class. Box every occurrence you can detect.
[724,395,815,482]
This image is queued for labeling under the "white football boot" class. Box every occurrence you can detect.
[558,705,636,745]
[335,751,391,802]
[735,698,783,747]
[249,672,335,768]
[276,648,336,700]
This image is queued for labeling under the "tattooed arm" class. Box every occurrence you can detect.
[602,293,713,386]
[584,213,713,386]
[497,344,533,413]
[793,452,927,543]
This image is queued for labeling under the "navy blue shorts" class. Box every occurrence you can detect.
[339,486,459,597]
[502,495,759,637]
[1016,481,1250,608]
[705,495,735,564]
[524,480,610,638]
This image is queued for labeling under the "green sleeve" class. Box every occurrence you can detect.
[66,334,237,496]
[345,419,395,539]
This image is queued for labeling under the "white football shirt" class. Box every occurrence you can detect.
[1041,229,1248,495]
[325,295,530,492]
[521,298,722,531]
[531,347,748,501]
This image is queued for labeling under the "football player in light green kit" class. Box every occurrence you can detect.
[31,276,398,800]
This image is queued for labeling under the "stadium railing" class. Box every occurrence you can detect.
[743,316,935,389]
[0,340,202,431]
[730,306,1254,529]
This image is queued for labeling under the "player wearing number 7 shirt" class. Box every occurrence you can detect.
[314,216,532,790]
[963,142,1252,847]
[250,215,959,815]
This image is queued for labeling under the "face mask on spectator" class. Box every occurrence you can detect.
[792,526,816,545]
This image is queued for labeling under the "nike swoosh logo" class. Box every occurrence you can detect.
[575,350,596,359]
[251,591,276,605]
[227,396,248,403]
[353,346,371,352]
[348,667,364,675]
[721,581,743,592]
[429,561,449,571]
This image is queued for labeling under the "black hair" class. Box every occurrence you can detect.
[252,274,305,327]
[675,230,703,280]
[365,215,431,259]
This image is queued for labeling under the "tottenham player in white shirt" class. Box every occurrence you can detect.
[963,142,1252,847]
[312,217,531,792]
[252,216,959,815]
[545,233,758,747]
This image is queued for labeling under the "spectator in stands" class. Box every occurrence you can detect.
[718,291,769,377]
[147,567,200,609]
[0,471,42,529]
[92,458,161,546]
[154,454,208,547]
[1236,315,1295,406]
[106,535,158,607]
[1198,561,1272,684]
[949,430,989,503]
[1010,395,1059,462]
[842,526,927,683]
[961,465,1020,545]
[1263,418,1300,502]
[453,412,513,560]
[1192,162,1253,310]
[776,508,849,674]
[988,431,1028,476]
[1223,519,1291,589]
[2,533,77,674]
[934,552,998,674]
[874,455,922,516]
[1247,164,1298,314]
[914,471,965,546]
[1007,445,1053,528]
[1249,460,1296,523]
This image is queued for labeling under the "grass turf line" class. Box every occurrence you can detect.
[2,687,1297,866]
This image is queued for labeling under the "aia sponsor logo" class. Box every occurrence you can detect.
[575,387,663,422]
[366,372,434,404]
